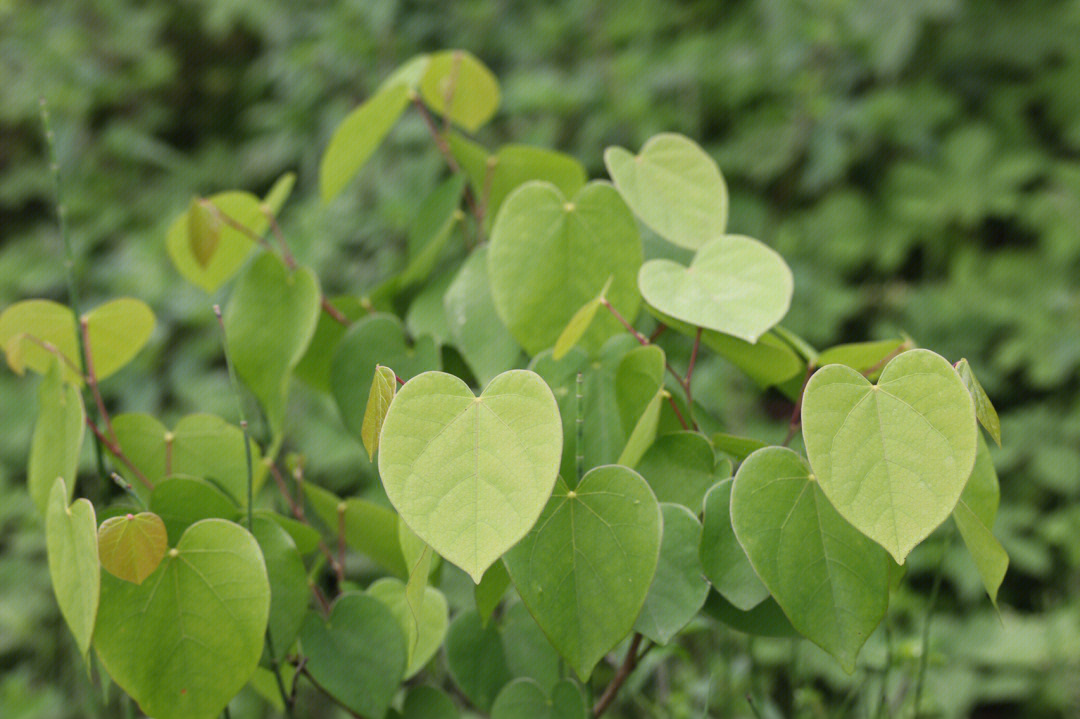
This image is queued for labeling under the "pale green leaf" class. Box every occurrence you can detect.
[368,577,449,678]
[639,235,793,343]
[605,133,728,249]
[956,358,1002,446]
[503,467,662,679]
[419,50,499,132]
[953,438,1008,605]
[731,447,890,672]
[0,299,80,382]
[28,359,84,514]
[617,388,665,468]
[362,365,397,460]
[83,298,156,381]
[379,370,562,582]
[801,349,978,562]
[188,197,221,267]
[488,181,642,356]
[45,478,99,657]
[552,276,612,361]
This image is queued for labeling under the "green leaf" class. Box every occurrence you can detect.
[166,191,275,293]
[28,359,84,514]
[0,299,79,382]
[110,413,264,506]
[252,516,308,658]
[256,510,321,556]
[634,504,710,644]
[150,476,239,545]
[638,432,725,509]
[529,335,638,480]
[419,50,499,132]
[406,266,458,347]
[294,296,368,392]
[82,298,156,381]
[553,276,612,361]
[605,133,729,249]
[617,388,665,468]
[224,253,321,430]
[444,247,523,385]
[801,349,978,562]
[320,82,412,203]
[953,438,1008,606]
[491,678,587,719]
[401,175,466,287]
[639,235,793,343]
[956,358,1002,446]
[475,560,510,625]
[702,591,798,638]
[262,172,296,213]
[368,577,449,678]
[95,519,270,719]
[379,370,562,582]
[45,478,99,657]
[614,344,665,435]
[362,365,397,460]
[700,479,768,611]
[331,314,440,439]
[731,448,890,672]
[488,181,643,356]
[304,483,408,577]
[97,512,168,585]
[445,609,512,711]
[710,433,768,463]
[188,197,222,267]
[503,467,662,679]
[816,339,908,379]
[299,592,406,718]
[401,686,460,719]
[502,600,561,692]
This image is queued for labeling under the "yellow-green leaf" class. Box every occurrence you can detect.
[97,512,169,585]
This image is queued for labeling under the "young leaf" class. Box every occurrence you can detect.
[362,365,397,460]
[552,276,612,360]
[378,370,562,582]
[320,82,412,203]
[28,359,84,514]
[45,478,99,657]
[953,438,1008,606]
[418,50,499,132]
[95,519,270,719]
[488,181,643,356]
[97,512,169,585]
[444,247,522,385]
[731,448,890,673]
[634,504,710,645]
[700,479,768,611]
[503,467,662,679]
[187,197,221,267]
[445,609,513,711]
[330,313,440,439]
[224,252,321,430]
[299,593,407,718]
[83,298,156,380]
[801,349,978,563]
[956,358,1002,446]
[0,299,80,382]
[638,235,793,343]
[605,133,729,249]
[368,577,450,678]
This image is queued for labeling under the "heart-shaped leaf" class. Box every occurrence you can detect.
[503,466,662,679]
[637,432,725,510]
[491,678,587,719]
[368,577,449,677]
[634,504,710,644]
[82,298,156,380]
[331,313,440,440]
[488,181,643,356]
[400,686,460,719]
[639,235,793,343]
[0,299,79,381]
[445,609,512,712]
[28,359,84,514]
[801,349,978,562]
[299,592,406,719]
[45,478,99,657]
[251,516,308,658]
[95,519,270,719]
[150,476,239,544]
[419,50,499,132]
[605,133,729,249]
[362,366,397,460]
[731,447,890,672]
[700,479,768,611]
[97,512,169,585]
[379,370,562,582]
[224,252,321,430]
[953,438,1008,606]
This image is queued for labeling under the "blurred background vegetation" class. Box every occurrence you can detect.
[1,0,1078,717]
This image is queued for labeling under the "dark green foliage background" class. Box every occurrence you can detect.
[1,1,1077,716]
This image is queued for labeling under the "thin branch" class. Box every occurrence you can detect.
[78,318,115,443]
[336,503,347,585]
[411,94,486,234]
[600,299,690,398]
[862,342,911,378]
[782,365,814,447]
[666,396,690,431]
[648,324,667,342]
[594,633,650,717]
[87,418,153,490]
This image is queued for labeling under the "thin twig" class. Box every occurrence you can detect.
[912,527,954,718]
[593,633,649,717]
[78,318,115,442]
[648,324,667,342]
[411,94,486,232]
[782,365,815,447]
[86,418,153,490]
